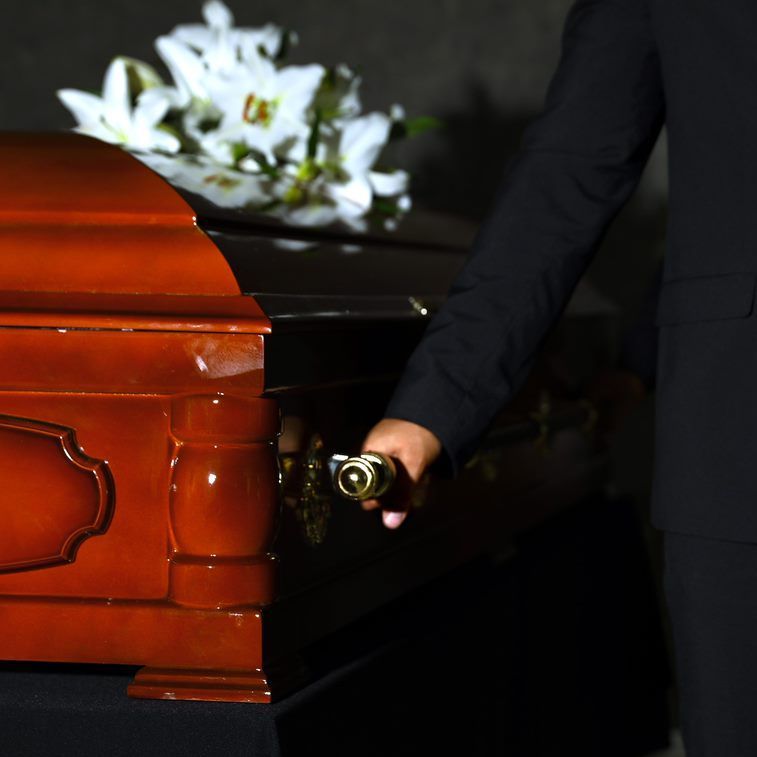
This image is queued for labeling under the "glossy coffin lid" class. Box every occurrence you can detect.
[0,132,468,326]
[172,176,473,322]
[0,133,268,333]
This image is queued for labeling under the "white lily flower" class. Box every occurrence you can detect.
[317,64,363,125]
[154,34,227,156]
[335,66,363,122]
[155,36,210,106]
[136,152,272,208]
[326,176,373,220]
[279,110,409,229]
[368,168,410,197]
[283,65,363,167]
[57,57,180,153]
[57,3,415,233]
[201,54,325,165]
[338,113,391,177]
[278,203,341,228]
[322,112,405,219]
[171,1,285,64]
[281,64,363,164]
[156,25,323,167]
[275,199,369,232]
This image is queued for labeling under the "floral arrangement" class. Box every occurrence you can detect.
[58,1,436,231]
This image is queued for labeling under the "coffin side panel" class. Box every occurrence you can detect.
[0,394,171,598]
[0,417,113,572]
[0,330,265,394]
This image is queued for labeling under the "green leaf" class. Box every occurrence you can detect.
[156,123,181,140]
[276,29,297,61]
[404,115,443,137]
[372,197,399,216]
[251,152,280,179]
[390,115,443,141]
[296,157,320,182]
[231,142,250,163]
[307,108,322,160]
[283,184,304,205]
[121,56,164,101]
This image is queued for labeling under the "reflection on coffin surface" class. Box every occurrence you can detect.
[0,133,618,703]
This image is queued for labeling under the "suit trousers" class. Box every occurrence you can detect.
[663,530,757,756]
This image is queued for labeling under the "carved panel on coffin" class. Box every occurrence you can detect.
[0,416,113,573]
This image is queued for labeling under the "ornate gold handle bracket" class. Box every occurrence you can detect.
[279,434,332,546]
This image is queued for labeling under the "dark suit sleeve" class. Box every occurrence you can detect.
[384,0,666,476]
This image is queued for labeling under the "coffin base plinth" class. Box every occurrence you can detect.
[128,666,271,703]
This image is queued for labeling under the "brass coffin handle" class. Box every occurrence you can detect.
[333,452,396,500]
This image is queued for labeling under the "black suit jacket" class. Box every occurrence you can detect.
[385,0,757,542]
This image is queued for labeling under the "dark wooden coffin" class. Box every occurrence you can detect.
[0,133,619,702]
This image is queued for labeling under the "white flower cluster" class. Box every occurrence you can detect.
[57,0,415,231]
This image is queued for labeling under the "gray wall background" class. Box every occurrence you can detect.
[1,0,666,505]
[1,0,668,300]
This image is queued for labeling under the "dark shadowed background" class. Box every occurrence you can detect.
[0,0,668,508]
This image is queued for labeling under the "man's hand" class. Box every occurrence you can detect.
[359,418,442,530]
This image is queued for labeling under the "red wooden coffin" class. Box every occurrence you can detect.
[0,133,617,702]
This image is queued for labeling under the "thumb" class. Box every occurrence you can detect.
[382,510,408,529]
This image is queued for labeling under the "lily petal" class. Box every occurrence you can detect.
[276,64,325,119]
[368,169,409,197]
[133,88,172,129]
[204,27,236,75]
[170,23,213,52]
[155,36,207,105]
[203,0,233,29]
[327,176,373,216]
[339,112,391,177]
[145,128,181,153]
[102,58,132,137]
[72,122,121,144]
[238,25,284,59]
[131,151,182,176]
[197,129,237,164]
[283,204,340,227]
[57,89,103,127]
[143,157,270,207]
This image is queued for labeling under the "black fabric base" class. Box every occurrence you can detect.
[0,564,511,757]
[0,493,670,757]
